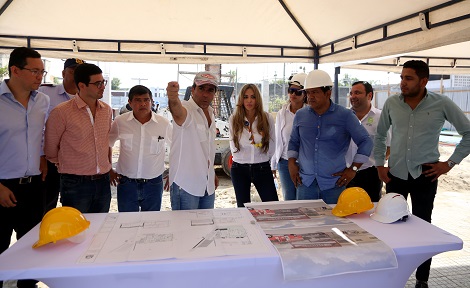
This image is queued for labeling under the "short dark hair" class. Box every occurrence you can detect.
[352,81,374,99]
[128,85,152,101]
[74,63,102,88]
[403,60,429,79]
[8,47,41,76]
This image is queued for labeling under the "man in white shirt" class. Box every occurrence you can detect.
[39,58,85,213]
[109,85,172,211]
[346,81,390,202]
[166,72,219,210]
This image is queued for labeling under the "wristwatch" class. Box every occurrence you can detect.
[351,165,358,172]
[447,160,456,168]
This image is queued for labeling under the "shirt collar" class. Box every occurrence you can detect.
[1,79,39,101]
[58,83,67,95]
[188,97,214,114]
[75,94,105,109]
[126,110,158,123]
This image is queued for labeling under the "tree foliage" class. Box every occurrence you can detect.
[111,77,121,90]
[0,66,8,80]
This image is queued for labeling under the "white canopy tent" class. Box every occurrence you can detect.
[0,0,469,65]
[340,41,470,75]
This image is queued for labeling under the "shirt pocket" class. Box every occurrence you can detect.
[150,136,164,155]
[120,134,133,151]
[196,124,208,142]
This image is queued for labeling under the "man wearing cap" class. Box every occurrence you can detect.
[287,70,372,204]
[39,58,85,213]
[45,63,113,213]
[166,72,219,210]
[0,47,49,288]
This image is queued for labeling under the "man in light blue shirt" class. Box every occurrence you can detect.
[0,47,50,288]
[288,70,372,204]
[374,60,470,288]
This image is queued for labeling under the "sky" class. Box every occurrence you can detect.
[43,58,402,90]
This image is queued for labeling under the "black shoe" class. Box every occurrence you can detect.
[415,280,429,288]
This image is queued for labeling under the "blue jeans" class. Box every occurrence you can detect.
[60,173,111,213]
[296,179,344,204]
[170,182,214,210]
[277,158,296,200]
[231,161,279,207]
[117,175,163,212]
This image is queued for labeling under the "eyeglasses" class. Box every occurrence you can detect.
[20,67,47,77]
[88,80,108,88]
[288,88,303,96]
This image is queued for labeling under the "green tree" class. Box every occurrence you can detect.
[339,73,359,87]
[111,77,121,90]
[0,66,8,81]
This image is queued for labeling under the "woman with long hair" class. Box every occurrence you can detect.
[271,73,307,200]
[229,84,278,207]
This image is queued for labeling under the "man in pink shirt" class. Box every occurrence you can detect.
[45,63,113,213]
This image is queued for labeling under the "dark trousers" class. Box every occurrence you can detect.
[347,166,383,202]
[386,168,437,282]
[0,175,45,288]
[44,160,60,213]
[231,161,278,207]
[60,173,111,213]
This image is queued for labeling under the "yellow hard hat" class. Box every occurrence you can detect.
[332,187,374,217]
[33,206,90,249]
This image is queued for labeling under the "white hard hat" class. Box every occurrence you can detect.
[304,70,333,90]
[288,73,307,88]
[370,193,410,224]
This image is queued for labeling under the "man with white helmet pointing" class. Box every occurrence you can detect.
[287,70,373,204]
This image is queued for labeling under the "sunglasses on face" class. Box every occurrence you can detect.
[288,88,303,96]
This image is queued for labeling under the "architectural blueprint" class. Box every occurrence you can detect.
[78,208,271,263]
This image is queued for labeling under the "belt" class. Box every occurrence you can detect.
[0,176,36,185]
[233,161,269,167]
[122,176,150,183]
[63,173,107,181]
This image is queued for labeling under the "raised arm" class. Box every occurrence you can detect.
[167,81,187,126]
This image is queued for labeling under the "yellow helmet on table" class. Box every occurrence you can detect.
[332,187,374,217]
[33,206,90,249]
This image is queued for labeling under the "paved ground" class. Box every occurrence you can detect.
[404,189,470,288]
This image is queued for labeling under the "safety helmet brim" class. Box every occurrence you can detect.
[370,212,399,224]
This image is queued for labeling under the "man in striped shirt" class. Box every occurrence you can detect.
[45,63,113,213]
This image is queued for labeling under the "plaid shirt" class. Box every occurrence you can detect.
[45,95,112,175]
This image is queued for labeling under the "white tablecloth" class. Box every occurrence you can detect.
[0,210,462,288]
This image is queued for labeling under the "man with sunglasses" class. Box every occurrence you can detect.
[45,63,113,213]
[345,81,390,202]
[39,58,85,214]
[0,47,50,288]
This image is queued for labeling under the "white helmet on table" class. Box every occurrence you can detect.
[303,70,333,90]
[370,193,410,224]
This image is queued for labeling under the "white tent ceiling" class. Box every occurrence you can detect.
[341,41,470,75]
[0,0,469,65]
